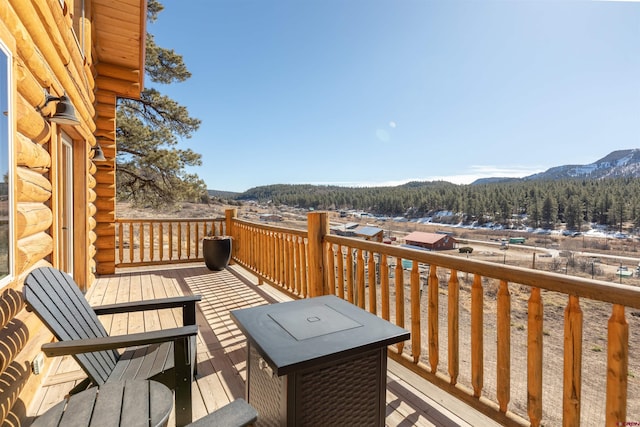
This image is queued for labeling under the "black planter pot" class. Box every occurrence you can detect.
[202,237,232,271]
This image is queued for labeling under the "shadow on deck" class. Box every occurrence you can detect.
[27,264,499,427]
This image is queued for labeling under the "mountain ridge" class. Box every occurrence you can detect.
[472,149,640,185]
[208,149,640,195]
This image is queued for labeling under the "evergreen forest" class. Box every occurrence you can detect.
[236,178,640,232]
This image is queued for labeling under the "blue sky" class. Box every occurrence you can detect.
[149,0,640,193]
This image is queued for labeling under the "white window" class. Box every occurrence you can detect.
[0,41,13,286]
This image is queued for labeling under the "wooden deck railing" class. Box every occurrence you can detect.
[320,234,640,427]
[233,218,310,297]
[230,211,639,427]
[115,210,639,426]
[115,217,226,267]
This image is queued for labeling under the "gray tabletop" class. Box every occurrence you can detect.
[32,380,173,427]
[230,295,410,376]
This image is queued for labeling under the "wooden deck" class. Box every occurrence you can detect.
[27,264,500,427]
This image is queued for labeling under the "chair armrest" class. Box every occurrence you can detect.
[187,399,257,427]
[41,325,198,357]
[93,295,201,314]
[93,295,201,325]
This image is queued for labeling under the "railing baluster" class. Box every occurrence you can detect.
[301,238,308,296]
[265,229,271,280]
[395,257,404,354]
[368,251,376,314]
[606,304,628,426]
[177,221,182,260]
[289,233,296,292]
[139,222,145,262]
[118,222,124,263]
[291,236,298,295]
[497,280,511,413]
[271,232,277,283]
[295,237,303,296]
[356,249,365,309]
[260,230,264,285]
[291,236,306,298]
[272,232,278,284]
[471,274,483,398]
[241,224,247,270]
[128,222,134,263]
[428,265,438,372]
[194,222,199,258]
[563,295,582,426]
[346,248,354,304]
[254,227,260,277]
[257,228,264,278]
[272,232,278,286]
[278,233,284,288]
[186,222,191,258]
[275,231,280,284]
[327,243,335,296]
[159,222,164,261]
[284,235,292,292]
[528,287,543,427]
[411,259,421,363]
[281,233,287,289]
[149,222,155,261]
[290,237,297,294]
[337,245,345,299]
[380,254,389,321]
[448,269,459,385]
[252,226,257,274]
[168,222,173,260]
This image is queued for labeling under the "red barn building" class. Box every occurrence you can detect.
[404,231,457,251]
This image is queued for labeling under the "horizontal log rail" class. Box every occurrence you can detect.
[115,218,225,267]
[115,210,639,426]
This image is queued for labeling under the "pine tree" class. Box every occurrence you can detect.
[115,0,207,208]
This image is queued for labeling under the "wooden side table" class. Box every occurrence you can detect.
[32,380,173,427]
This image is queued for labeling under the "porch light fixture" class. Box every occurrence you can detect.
[36,92,80,126]
[91,143,107,162]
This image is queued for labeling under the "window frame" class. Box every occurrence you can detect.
[0,40,13,288]
[71,0,86,59]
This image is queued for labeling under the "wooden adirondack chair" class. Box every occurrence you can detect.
[23,267,200,426]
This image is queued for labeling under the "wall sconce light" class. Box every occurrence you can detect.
[91,143,107,162]
[36,92,80,126]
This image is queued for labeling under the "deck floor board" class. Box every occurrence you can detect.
[27,263,500,426]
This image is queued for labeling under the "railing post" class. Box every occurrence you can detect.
[307,211,328,297]
[226,209,238,264]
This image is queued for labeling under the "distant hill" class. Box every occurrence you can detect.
[207,189,241,199]
[472,149,640,184]
[471,177,520,185]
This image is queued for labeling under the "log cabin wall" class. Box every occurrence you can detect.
[0,1,145,424]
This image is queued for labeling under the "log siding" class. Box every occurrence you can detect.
[0,1,145,423]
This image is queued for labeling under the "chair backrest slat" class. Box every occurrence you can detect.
[24,267,118,384]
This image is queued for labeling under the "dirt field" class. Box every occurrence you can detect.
[117,201,640,425]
